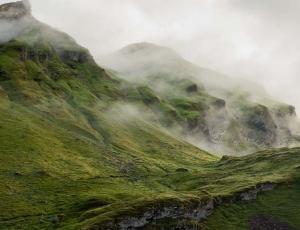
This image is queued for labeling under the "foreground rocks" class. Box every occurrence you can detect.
[90,183,276,230]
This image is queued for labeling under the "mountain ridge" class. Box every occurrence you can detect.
[0,0,30,20]
[1,1,300,229]
[101,42,300,155]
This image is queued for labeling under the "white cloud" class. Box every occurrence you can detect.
[20,0,300,112]
[0,0,18,4]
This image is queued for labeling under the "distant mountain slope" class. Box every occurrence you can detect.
[102,42,300,155]
[1,1,300,230]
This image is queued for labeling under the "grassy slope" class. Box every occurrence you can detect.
[0,33,216,229]
[2,95,300,229]
[203,180,300,230]
[0,25,300,230]
[0,98,215,230]
[78,148,300,230]
[143,180,300,230]
[104,43,300,156]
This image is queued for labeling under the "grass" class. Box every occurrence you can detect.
[203,179,300,230]
[0,21,300,230]
[0,96,216,229]
[1,100,299,229]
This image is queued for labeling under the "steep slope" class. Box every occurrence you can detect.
[0,1,215,229]
[1,1,300,230]
[102,42,300,155]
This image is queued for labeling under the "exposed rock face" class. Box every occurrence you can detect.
[92,183,275,230]
[206,106,229,143]
[272,105,298,146]
[0,1,34,44]
[60,50,91,64]
[238,183,274,201]
[101,199,214,230]
[102,42,300,155]
[17,43,90,65]
[0,0,31,20]
[237,104,278,147]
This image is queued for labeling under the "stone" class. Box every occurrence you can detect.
[98,182,277,229]
[0,1,31,20]
[117,199,215,229]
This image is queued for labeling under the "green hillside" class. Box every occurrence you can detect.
[102,42,300,155]
[1,1,300,230]
[204,180,300,230]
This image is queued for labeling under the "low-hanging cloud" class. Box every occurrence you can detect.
[8,0,300,113]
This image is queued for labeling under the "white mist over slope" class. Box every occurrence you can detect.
[14,0,300,112]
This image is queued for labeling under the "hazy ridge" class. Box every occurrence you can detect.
[0,1,300,230]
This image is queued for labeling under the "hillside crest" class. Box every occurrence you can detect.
[0,0,31,20]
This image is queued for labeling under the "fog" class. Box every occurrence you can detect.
[1,0,300,155]
[2,0,300,112]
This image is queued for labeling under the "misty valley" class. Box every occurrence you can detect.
[0,1,300,230]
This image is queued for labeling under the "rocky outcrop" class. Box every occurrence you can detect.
[206,106,229,143]
[17,44,53,63]
[0,0,31,20]
[237,104,278,147]
[118,200,213,229]
[0,1,34,44]
[236,183,275,202]
[91,199,214,230]
[60,49,91,64]
[103,42,300,155]
[271,105,298,146]
[185,84,198,93]
[92,183,276,230]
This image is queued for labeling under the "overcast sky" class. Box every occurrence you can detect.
[21,0,300,111]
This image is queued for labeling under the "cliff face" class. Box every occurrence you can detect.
[0,0,96,65]
[2,1,297,156]
[0,1,35,44]
[102,43,300,155]
[0,0,30,20]
[95,183,275,230]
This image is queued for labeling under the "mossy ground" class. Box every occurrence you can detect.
[1,29,300,230]
[0,96,215,230]
[203,179,300,230]
[1,101,300,230]
[0,38,215,229]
